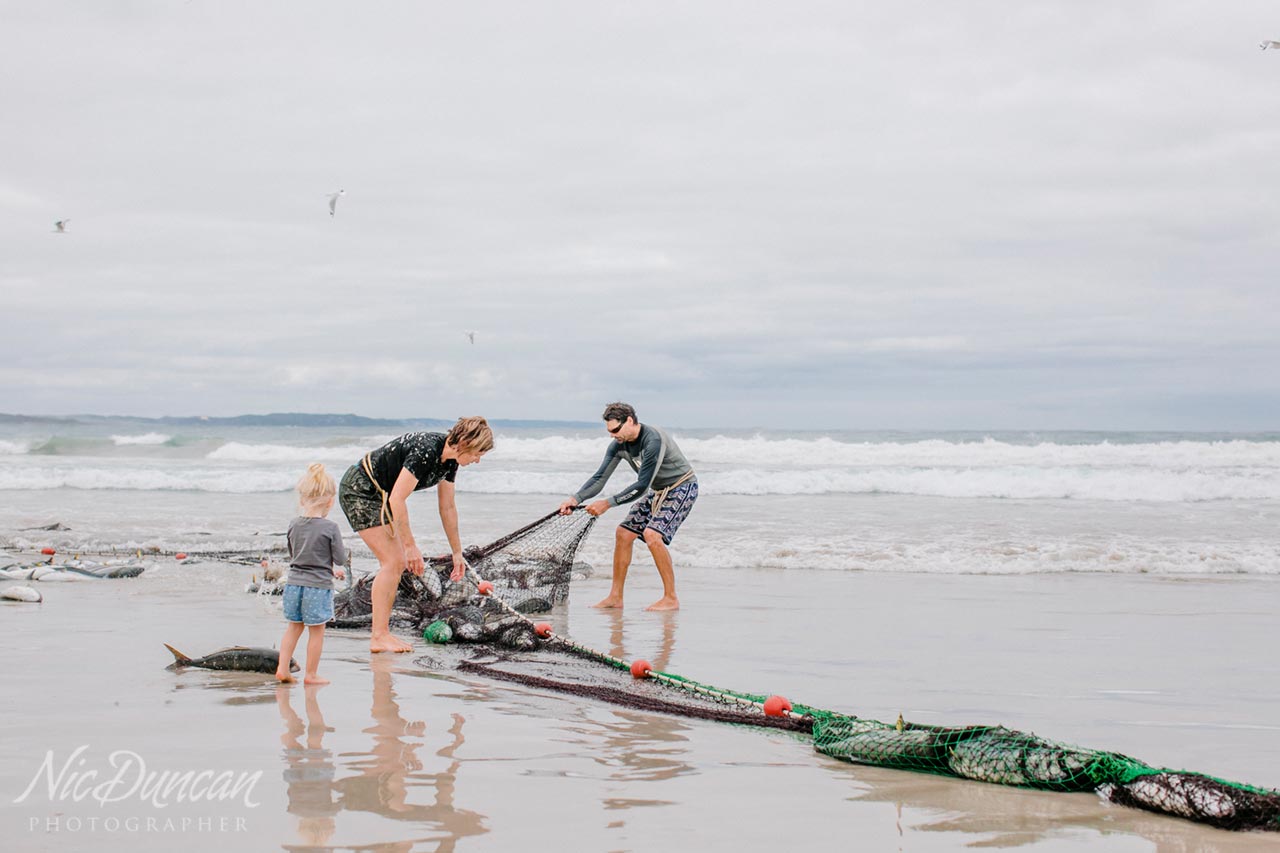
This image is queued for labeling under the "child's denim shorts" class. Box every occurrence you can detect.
[282,584,334,626]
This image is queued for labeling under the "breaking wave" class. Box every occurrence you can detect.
[0,431,1278,501]
[206,440,393,463]
[110,433,172,446]
[0,463,1277,501]
[489,435,1280,469]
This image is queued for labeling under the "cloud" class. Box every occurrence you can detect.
[1,1,1278,428]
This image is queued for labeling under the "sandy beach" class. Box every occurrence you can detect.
[7,0,1280,847]
[2,509,1277,852]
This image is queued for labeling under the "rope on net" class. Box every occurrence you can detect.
[454,560,1280,833]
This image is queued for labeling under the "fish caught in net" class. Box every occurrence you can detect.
[327,509,596,646]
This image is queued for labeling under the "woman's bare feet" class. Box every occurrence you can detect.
[275,670,295,683]
[370,633,413,653]
[303,675,330,685]
[645,596,679,611]
[591,595,623,608]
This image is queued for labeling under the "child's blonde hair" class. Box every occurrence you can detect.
[297,462,337,512]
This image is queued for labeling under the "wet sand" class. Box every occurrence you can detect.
[1,551,1277,852]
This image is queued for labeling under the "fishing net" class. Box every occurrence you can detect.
[394,512,1274,829]
[451,640,1280,832]
[806,716,1280,831]
[329,509,596,637]
[318,506,1278,832]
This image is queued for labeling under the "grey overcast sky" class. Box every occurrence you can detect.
[2,1,1278,429]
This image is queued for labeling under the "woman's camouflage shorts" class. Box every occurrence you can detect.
[338,464,386,532]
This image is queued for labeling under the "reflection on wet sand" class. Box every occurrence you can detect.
[276,685,338,847]
[275,657,487,852]
[584,612,689,815]
[334,656,487,851]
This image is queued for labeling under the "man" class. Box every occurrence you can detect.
[558,402,698,611]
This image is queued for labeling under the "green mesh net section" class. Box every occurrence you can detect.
[807,712,1280,831]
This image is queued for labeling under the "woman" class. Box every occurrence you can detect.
[339,417,494,653]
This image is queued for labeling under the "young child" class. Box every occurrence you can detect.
[276,463,347,684]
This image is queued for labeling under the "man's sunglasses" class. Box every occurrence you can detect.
[607,422,625,435]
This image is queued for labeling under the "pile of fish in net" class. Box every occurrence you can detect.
[325,509,596,647]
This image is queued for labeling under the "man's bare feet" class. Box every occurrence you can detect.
[371,633,413,653]
[645,596,679,611]
[303,675,330,685]
[591,595,623,608]
[275,670,295,683]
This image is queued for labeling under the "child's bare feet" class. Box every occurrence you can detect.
[275,670,295,683]
[303,675,329,685]
[591,595,623,609]
[645,596,679,611]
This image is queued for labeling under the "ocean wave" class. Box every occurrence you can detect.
[658,536,1280,575]
[488,434,1280,469]
[4,464,1275,501]
[0,466,294,493]
[11,431,1280,472]
[205,440,393,463]
[111,432,172,446]
[454,467,1280,502]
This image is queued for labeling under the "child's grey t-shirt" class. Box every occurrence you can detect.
[286,517,348,589]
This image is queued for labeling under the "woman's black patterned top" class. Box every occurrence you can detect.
[365,432,458,492]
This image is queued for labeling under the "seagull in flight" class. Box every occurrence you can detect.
[327,189,345,217]
[53,219,70,233]
[1261,40,1280,50]
[465,330,476,345]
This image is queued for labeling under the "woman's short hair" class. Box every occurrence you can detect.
[446,416,495,453]
[601,402,636,424]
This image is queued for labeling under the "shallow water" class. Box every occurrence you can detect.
[1,553,1275,852]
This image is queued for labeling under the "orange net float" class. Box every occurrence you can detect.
[763,695,793,717]
[630,659,653,679]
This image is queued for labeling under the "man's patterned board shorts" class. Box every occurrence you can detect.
[620,479,698,545]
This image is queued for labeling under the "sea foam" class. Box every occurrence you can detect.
[110,433,172,446]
